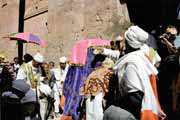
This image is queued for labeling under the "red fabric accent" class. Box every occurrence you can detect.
[142,54,166,120]
[60,115,73,120]
[150,75,159,101]
[141,110,159,120]
[60,95,66,110]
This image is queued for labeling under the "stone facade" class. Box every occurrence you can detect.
[0,0,19,61]
[0,0,130,63]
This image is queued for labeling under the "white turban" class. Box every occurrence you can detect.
[33,53,44,63]
[124,26,149,49]
[59,56,67,63]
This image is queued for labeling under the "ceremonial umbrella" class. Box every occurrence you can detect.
[5,32,47,47]
[70,39,110,65]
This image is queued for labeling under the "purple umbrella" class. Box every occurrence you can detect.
[10,32,47,47]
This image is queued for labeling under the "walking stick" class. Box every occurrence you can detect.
[45,73,56,120]
[45,97,54,120]
[35,79,42,120]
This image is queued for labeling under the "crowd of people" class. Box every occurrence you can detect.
[0,53,69,120]
[1,24,180,120]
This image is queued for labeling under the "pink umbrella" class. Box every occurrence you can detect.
[9,32,46,47]
[70,39,110,65]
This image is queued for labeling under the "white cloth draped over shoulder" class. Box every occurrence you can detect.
[140,44,161,65]
[113,50,165,119]
[16,61,42,86]
[15,61,42,103]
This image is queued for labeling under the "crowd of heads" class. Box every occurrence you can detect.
[0,52,69,82]
[1,24,180,120]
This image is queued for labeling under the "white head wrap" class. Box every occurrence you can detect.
[33,53,44,63]
[59,56,67,63]
[124,25,149,49]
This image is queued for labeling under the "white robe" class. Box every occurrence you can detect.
[113,50,165,118]
[86,92,104,120]
[16,61,49,120]
[51,64,69,113]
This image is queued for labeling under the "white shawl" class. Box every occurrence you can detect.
[113,50,165,119]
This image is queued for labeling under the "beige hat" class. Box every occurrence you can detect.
[33,53,44,63]
[102,58,115,68]
[59,56,67,63]
[124,25,149,49]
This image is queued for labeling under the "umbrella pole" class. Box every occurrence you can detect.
[18,0,25,65]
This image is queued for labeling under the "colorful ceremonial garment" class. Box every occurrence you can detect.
[62,47,98,120]
[70,39,110,65]
[80,66,113,97]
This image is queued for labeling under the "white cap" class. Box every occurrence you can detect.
[59,56,67,63]
[124,25,148,49]
[33,53,44,63]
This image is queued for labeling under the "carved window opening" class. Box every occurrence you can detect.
[1,0,7,8]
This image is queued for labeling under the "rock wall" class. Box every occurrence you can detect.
[0,0,130,63]
[0,0,19,61]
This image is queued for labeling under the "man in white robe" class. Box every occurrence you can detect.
[15,53,48,120]
[51,56,69,117]
[111,26,165,120]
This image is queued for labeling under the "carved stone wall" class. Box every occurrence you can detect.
[47,0,130,62]
[0,0,19,61]
[0,0,130,63]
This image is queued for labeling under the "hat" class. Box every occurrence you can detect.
[102,58,115,68]
[33,53,44,63]
[124,26,149,49]
[59,56,67,63]
[12,79,30,93]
